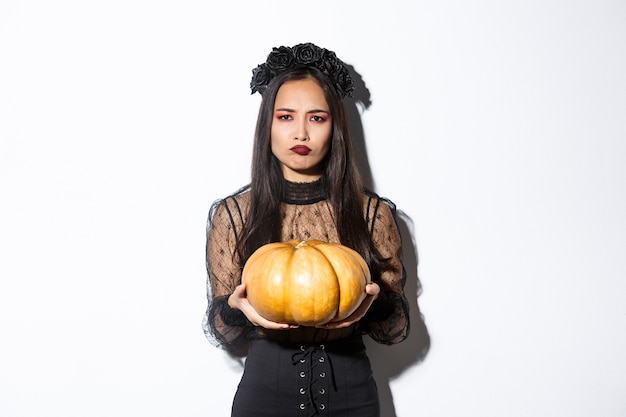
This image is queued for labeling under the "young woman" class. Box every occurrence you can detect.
[203,43,410,417]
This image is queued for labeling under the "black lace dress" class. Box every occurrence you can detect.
[202,179,410,417]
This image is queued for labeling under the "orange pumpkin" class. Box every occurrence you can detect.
[242,240,371,326]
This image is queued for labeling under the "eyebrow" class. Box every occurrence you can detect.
[274,107,330,114]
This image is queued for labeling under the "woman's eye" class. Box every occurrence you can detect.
[311,115,326,122]
[277,114,292,120]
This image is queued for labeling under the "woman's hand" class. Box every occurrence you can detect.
[228,283,298,330]
[316,282,381,330]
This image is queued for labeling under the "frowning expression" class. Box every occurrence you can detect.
[270,78,332,182]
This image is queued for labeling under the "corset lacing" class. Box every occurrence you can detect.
[291,344,336,416]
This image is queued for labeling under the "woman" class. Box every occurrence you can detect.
[203,43,410,417]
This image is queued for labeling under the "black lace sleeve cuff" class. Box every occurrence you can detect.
[361,290,410,345]
[213,296,250,327]
[363,290,396,323]
[204,296,258,352]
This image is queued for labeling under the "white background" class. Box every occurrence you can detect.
[1,1,625,416]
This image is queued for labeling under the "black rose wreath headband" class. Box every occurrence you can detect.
[250,42,354,98]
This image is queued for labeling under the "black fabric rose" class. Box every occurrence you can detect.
[265,46,295,73]
[335,68,354,97]
[250,64,272,95]
[293,43,322,66]
[318,50,339,74]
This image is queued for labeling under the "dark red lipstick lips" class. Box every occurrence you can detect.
[290,145,311,155]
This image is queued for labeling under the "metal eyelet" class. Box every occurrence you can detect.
[319,372,326,378]
[299,403,306,410]
[318,356,325,363]
[300,388,306,394]
[319,404,326,410]
[319,388,326,394]
[300,371,306,378]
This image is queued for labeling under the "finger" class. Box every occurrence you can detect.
[257,318,293,330]
[245,309,294,330]
[365,283,380,296]
[319,319,357,329]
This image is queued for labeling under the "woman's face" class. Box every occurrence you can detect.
[270,78,332,182]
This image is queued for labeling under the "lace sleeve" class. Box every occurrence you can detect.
[362,196,410,345]
[201,195,255,352]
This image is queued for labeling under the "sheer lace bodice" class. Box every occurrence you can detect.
[202,179,410,353]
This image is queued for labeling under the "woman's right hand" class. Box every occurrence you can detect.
[228,283,298,330]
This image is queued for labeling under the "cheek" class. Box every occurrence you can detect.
[269,137,279,159]
[270,123,287,144]
[270,130,288,161]
[319,129,332,155]
[320,141,331,159]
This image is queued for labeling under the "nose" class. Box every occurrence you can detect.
[294,119,309,141]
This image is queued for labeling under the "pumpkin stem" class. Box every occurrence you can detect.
[295,240,308,248]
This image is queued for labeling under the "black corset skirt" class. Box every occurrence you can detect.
[231,335,379,417]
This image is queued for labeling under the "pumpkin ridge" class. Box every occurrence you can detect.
[245,246,293,322]
[313,244,340,321]
[313,243,370,321]
[292,244,337,325]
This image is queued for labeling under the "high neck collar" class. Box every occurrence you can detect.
[282,177,327,204]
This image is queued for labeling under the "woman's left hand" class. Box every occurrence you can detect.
[316,282,380,329]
